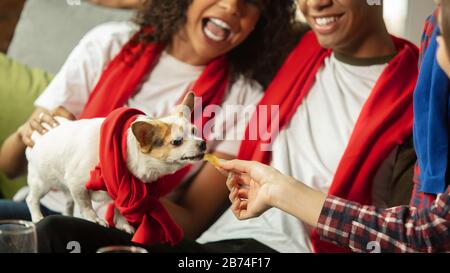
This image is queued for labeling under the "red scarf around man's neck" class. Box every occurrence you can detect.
[81,28,230,246]
[238,31,419,253]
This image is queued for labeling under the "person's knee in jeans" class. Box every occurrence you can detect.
[0,199,59,221]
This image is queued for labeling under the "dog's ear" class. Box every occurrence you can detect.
[176,91,195,118]
[132,121,162,153]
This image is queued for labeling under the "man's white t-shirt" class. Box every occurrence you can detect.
[197,53,398,252]
[25,22,263,217]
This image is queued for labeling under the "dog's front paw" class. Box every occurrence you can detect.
[116,222,136,234]
[31,215,44,224]
[95,218,109,228]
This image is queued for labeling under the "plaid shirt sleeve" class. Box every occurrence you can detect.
[316,186,450,253]
[410,164,438,209]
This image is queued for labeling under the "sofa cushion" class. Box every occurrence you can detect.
[7,0,133,74]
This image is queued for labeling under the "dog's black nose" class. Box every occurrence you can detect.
[199,140,207,151]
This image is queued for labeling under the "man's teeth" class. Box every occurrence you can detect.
[315,17,339,26]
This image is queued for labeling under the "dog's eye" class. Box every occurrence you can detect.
[171,138,183,146]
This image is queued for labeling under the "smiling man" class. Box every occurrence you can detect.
[306,0,394,58]
[197,0,420,253]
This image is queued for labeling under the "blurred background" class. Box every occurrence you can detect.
[0,0,438,55]
[384,0,435,44]
[0,0,25,53]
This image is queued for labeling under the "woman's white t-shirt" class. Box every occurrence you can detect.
[26,21,263,217]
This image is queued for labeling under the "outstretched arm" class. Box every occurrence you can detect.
[219,160,450,253]
[317,190,450,253]
[220,160,326,226]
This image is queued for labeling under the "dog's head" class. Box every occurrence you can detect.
[129,92,206,180]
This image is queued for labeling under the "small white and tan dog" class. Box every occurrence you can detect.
[25,93,206,233]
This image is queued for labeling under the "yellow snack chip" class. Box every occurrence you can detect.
[203,153,222,167]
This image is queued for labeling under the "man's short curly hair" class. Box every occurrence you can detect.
[136,0,303,87]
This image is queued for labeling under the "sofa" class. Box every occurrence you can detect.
[0,0,133,198]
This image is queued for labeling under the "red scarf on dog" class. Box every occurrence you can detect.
[81,28,229,246]
[238,31,419,253]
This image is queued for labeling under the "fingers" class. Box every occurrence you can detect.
[30,109,64,135]
[214,166,229,177]
[230,191,250,220]
[21,133,35,148]
[17,109,63,147]
[220,160,267,184]
[40,112,59,128]
[230,196,241,217]
[210,161,236,178]
[220,159,255,174]
[229,179,252,220]
[239,200,249,211]
[17,124,35,147]
[229,186,238,203]
[29,118,48,135]
[31,111,61,135]
[232,199,250,220]
[225,173,237,191]
[225,173,252,193]
[237,188,249,198]
[52,106,76,121]
[228,185,248,201]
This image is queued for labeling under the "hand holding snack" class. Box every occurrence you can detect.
[219,160,299,220]
[203,153,231,177]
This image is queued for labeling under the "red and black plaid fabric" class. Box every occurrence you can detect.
[317,185,450,253]
[419,7,440,66]
[410,164,438,209]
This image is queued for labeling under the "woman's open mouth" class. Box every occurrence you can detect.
[202,17,233,42]
[311,13,345,35]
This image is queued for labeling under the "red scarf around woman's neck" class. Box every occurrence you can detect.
[237,31,419,253]
[81,28,230,246]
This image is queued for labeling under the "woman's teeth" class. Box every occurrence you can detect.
[315,16,340,26]
[203,18,232,42]
[210,18,231,30]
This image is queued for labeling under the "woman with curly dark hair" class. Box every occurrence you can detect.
[0,0,301,252]
[134,0,301,86]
